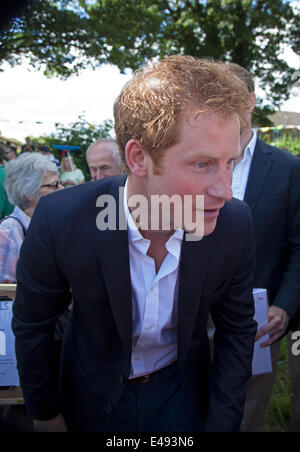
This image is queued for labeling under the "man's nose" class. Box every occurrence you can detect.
[207,169,232,202]
[95,169,104,180]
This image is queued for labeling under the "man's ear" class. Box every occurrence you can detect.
[125,139,148,177]
[250,93,256,112]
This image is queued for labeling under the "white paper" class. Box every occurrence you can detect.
[252,288,272,375]
[0,299,20,386]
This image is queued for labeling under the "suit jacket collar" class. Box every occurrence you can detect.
[177,234,212,362]
[95,175,132,354]
[244,137,273,213]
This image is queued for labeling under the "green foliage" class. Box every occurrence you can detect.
[252,106,275,127]
[265,340,292,432]
[0,0,299,109]
[267,136,300,156]
[34,114,113,180]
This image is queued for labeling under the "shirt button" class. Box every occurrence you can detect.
[135,356,140,361]
[146,325,152,331]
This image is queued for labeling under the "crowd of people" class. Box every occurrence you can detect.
[0,57,299,433]
[0,138,122,216]
[0,137,122,279]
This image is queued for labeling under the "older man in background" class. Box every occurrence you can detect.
[86,139,122,180]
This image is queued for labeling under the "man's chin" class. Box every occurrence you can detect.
[182,217,218,239]
[203,218,218,236]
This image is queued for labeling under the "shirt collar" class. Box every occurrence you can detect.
[123,179,184,244]
[244,129,257,159]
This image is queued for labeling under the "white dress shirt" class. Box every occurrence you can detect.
[232,130,257,200]
[123,181,184,378]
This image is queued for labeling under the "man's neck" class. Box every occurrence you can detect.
[240,127,253,154]
[234,127,253,168]
[127,177,173,242]
[126,175,174,272]
[143,230,172,274]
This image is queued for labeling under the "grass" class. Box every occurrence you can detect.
[265,340,292,432]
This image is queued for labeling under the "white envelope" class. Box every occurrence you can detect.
[252,288,272,375]
[0,299,20,386]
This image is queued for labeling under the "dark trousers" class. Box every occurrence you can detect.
[103,361,203,432]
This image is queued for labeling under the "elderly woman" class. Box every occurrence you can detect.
[0,152,63,283]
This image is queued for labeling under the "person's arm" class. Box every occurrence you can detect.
[77,169,85,184]
[12,197,72,423]
[61,179,75,186]
[205,208,257,432]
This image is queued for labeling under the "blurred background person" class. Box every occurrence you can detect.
[86,138,122,180]
[3,145,17,161]
[0,152,63,283]
[0,144,13,219]
[59,154,85,187]
[21,136,35,153]
[39,145,60,168]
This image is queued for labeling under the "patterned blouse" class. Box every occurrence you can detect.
[0,206,30,283]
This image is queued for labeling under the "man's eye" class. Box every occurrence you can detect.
[197,162,207,169]
[227,158,236,166]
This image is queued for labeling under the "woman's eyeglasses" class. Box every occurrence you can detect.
[41,181,60,189]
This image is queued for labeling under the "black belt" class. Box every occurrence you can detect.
[128,374,151,384]
[128,363,175,384]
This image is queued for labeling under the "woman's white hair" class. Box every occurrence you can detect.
[4,152,58,210]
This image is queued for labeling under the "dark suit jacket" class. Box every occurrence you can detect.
[12,175,257,432]
[244,138,300,327]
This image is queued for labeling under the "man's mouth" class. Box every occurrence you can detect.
[204,206,223,219]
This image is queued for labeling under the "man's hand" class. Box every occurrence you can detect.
[255,306,290,347]
[33,413,68,432]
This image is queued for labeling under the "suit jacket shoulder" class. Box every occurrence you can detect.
[256,137,299,165]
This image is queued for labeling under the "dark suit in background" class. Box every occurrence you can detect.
[241,138,300,431]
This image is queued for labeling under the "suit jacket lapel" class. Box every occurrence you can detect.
[95,176,132,354]
[177,234,212,362]
[244,138,273,213]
